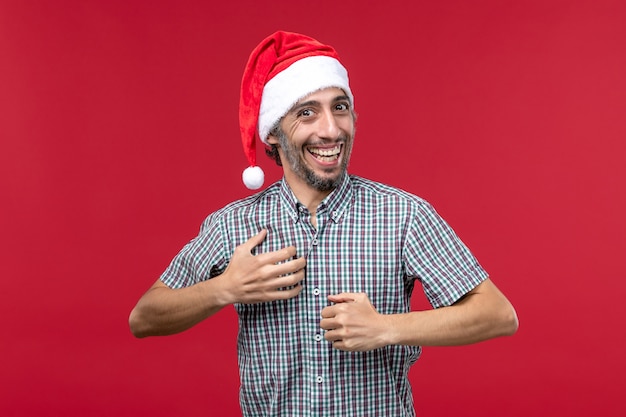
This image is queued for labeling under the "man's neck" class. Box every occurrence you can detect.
[288,181,332,215]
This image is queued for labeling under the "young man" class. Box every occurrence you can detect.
[129,31,518,416]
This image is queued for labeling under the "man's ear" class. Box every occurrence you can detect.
[266,133,279,145]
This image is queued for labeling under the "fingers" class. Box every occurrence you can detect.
[322,293,364,317]
[267,256,306,276]
[327,293,357,303]
[319,315,337,330]
[245,258,306,300]
[270,268,305,288]
[228,230,308,304]
[321,321,350,351]
[246,229,306,279]
[323,329,341,343]
[234,230,303,269]
[269,282,304,300]
[320,304,336,319]
[256,246,299,265]
[320,293,380,351]
[240,229,301,265]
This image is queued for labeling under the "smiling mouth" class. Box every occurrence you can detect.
[307,144,342,162]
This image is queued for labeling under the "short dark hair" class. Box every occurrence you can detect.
[264,122,283,166]
[265,144,282,166]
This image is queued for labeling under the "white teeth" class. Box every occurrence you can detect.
[308,145,340,157]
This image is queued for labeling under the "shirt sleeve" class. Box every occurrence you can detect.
[159,213,229,289]
[403,200,488,308]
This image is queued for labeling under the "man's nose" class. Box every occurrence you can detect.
[317,109,341,140]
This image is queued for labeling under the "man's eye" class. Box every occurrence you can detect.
[298,109,313,117]
[335,103,349,111]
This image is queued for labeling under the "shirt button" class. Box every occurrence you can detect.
[316,376,324,384]
[314,334,323,342]
[312,238,318,245]
[312,288,321,296]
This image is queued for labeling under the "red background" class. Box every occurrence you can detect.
[1,0,625,416]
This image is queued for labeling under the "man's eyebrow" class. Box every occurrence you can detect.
[290,100,320,113]
[333,95,351,103]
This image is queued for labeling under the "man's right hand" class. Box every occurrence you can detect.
[129,229,305,337]
[215,229,306,304]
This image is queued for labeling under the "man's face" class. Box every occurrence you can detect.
[268,87,355,192]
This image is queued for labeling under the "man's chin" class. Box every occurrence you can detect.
[305,170,346,192]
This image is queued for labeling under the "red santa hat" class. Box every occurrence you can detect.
[239,31,353,190]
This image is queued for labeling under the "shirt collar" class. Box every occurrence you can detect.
[278,175,353,224]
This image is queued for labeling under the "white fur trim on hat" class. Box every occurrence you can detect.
[257,55,353,144]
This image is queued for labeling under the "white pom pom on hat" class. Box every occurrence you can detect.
[242,166,264,190]
[238,31,353,190]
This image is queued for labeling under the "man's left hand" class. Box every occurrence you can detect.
[320,293,389,352]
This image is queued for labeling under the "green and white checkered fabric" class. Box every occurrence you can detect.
[161,175,487,416]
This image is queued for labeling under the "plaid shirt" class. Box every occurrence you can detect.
[161,175,487,416]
